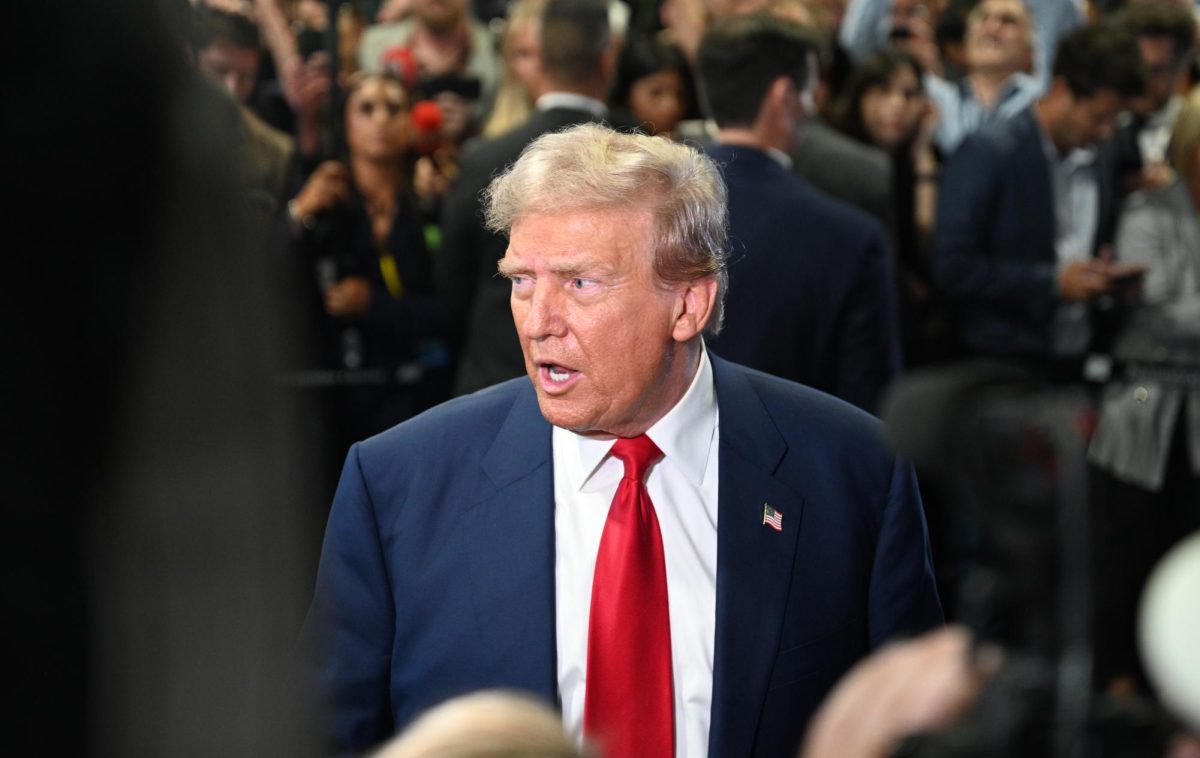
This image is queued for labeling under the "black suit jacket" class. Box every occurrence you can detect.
[704,144,902,414]
[437,107,605,395]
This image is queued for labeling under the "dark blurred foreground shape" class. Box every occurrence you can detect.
[2,1,323,754]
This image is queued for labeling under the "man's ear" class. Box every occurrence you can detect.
[1049,75,1070,98]
[768,75,793,105]
[672,276,719,342]
[758,75,799,128]
[599,45,618,88]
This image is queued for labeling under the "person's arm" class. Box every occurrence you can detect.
[866,453,944,647]
[801,627,997,758]
[306,443,397,752]
[252,0,300,89]
[839,0,893,64]
[835,223,903,415]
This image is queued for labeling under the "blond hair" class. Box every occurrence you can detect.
[484,123,730,334]
[482,0,548,138]
[1167,88,1200,188]
[371,690,588,758]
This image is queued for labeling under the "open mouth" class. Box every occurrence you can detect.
[538,362,581,391]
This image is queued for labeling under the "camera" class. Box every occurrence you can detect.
[881,361,1184,757]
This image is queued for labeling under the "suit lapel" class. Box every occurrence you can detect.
[462,384,559,701]
[708,358,805,757]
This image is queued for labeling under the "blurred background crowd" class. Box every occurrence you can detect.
[5,0,1200,754]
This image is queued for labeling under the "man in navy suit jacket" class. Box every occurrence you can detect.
[934,24,1147,363]
[696,14,902,415]
[307,120,943,756]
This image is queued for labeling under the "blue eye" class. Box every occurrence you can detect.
[508,274,535,294]
[570,278,598,291]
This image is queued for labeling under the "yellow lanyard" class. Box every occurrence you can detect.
[378,249,404,298]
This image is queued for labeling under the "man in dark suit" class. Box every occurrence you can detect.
[307,122,942,756]
[698,14,902,415]
[437,0,616,396]
[934,23,1147,365]
[790,117,894,231]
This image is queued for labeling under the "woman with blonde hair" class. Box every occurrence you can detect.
[482,0,548,137]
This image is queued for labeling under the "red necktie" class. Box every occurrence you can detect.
[584,435,674,758]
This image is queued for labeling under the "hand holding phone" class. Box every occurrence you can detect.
[1106,262,1149,287]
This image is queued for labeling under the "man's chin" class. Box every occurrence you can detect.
[535,394,582,429]
[532,392,611,436]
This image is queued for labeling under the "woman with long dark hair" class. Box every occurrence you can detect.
[830,48,949,365]
[286,72,453,456]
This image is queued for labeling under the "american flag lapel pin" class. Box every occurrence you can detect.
[762,503,783,532]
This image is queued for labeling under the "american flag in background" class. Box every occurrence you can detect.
[762,504,783,532]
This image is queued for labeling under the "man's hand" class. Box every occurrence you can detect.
[293,161,350,219]
[801,627,999,758]
[375,0,412,23]
[325,277,372,317]
[1058,260,1118,302]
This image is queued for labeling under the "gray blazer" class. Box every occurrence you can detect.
[1089,179,1200,490]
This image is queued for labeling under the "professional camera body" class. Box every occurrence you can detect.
[882,361,1186,758]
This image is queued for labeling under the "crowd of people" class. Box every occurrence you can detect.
[187,0,1198,450]
[68,0,1200,754]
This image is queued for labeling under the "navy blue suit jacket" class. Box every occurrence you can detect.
[934,108,1118,356]
[307,356,943,755]
[703,144,902,414]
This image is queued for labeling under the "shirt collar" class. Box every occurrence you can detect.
[567,343,717,489]
[711,141,794,171]
[765,146,794,170]
[535,92,607,119]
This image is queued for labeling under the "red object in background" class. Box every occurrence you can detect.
[411,100,442,134]
[380,46,418,88]
[410,99,443,156]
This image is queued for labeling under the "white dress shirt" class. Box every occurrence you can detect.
[1039,127,1100,357]
[535,92,608,119]
[554,348,720,757]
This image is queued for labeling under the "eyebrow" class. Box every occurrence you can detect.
[496,256,616,279]
[496,257,524,277]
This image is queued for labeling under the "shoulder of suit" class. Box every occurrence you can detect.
[239,106,293,157]
[793,120,890,175]
[970,108,1037,157]
[788,178,888,245]
[458,112,574,171]
[718,360,886,445]
[357,378,532,459]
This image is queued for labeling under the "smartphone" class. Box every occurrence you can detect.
[1109,266,1148,287]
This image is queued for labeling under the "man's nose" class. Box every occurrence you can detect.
[519,282,566,340]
